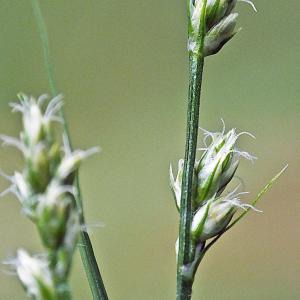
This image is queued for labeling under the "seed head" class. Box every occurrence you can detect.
[36,183,74,250]
[196,127,255,204]
[191,190,259,241]
[56,147,100,182]
[170,159,198,210]
[14,249,56,300]
[203,12,239,56]
[188,0,256,56]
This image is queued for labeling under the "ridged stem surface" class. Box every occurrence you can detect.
[176,55,204,300]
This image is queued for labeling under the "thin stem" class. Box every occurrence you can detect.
[57,283,72,300]
[176,55,204,300]
[30,1,109,299]
[176,1,207,299]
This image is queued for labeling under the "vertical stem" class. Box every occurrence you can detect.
[176,55,204,300]
[30,1,109,299]
[177,1,207,298]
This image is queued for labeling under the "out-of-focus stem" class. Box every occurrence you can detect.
[30,1,109,299]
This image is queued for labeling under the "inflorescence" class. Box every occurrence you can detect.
[1,94,98,300]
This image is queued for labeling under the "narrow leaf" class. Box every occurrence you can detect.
[226,165,288,231]
[203,165,288,253]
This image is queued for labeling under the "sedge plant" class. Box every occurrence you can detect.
[1,94,99,299]
[171,1,286,300]
[1,1,108,300]
[0,1,287,300]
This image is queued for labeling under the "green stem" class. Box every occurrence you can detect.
[176,54,204,300]
[57,282,72,300]
[177,2,207,298]
[30,1,109,299]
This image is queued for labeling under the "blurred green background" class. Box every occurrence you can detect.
[0,1,299,299]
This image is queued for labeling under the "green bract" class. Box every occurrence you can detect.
[206,0,237,28]
[192,194,238,241]
[196,128,240,204]
[203,12,239,56]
